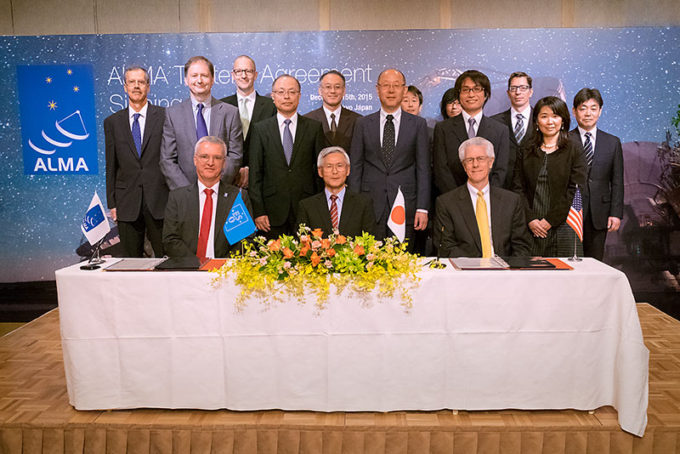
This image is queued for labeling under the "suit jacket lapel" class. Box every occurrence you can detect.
[489,188,503,253]
[368,113,386,171]
[458,188,483,254]
[188,185,201,252]
[209,97,222,137]
[337,191,354,234]
[121,108,139,160]
[452,115,468,142]
[290,115,308,167]
[140,105,160,155]
[182,99,196,143]
[337,107,352,136]
[214,183,236,251]
[315,192,334,233]
[268,117,288,167]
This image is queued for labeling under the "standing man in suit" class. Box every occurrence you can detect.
[569,88,624,261]
[433,137,531,257]
[249,74,327,238]
[162,136,252,258]
[491,72,534,188]
[305,70,362,153]
[349,68,430,244]
[433,70,510,193]
[298,146,376,237]
[220,55,277,188]
[105,65,167,257]
[160,56,243,191]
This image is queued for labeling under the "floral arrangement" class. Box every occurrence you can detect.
[212,225,421,311]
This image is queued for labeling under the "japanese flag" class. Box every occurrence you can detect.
[387,187,406,242]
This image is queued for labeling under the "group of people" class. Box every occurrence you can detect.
[105,55,623,262]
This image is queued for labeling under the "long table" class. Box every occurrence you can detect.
[55,258,649,436]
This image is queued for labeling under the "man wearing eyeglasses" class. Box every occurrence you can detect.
[433,70,509,194]
[160,56,243,191]
[220,55,276,188]
[305,70,362,153]
[433,137,531,258]
[297,146,376,237]
[105,65,167,257]
[162,136,253,258]
[491,72,534,188]
[249,74,327,238]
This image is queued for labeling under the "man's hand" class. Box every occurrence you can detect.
[110,208,117,222]
[236,167,249,188]
[607,216,621,232]
[255,215,270,232]
[414,212,428,231]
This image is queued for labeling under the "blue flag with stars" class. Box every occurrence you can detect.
[16,64,98,175]
[223,191,256,245]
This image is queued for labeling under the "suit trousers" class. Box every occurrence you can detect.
[117,197,164,257]
[583,207,608,261]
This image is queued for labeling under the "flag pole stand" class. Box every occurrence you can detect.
[80,239,106,270]
[568,234,582,262]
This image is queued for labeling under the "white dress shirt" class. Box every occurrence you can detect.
[191,96,212,132]
[577,125,598,150]
[379,108,402,146]
[461,110,483,137]
[236,91,256,122]
[128,102,148,139]
[510,105,531,136]
[277,112,298,143]
[323,106,342,130]
[467,182,494,256]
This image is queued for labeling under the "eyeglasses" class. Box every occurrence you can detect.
[377,83,404,90]
[232,69,255,76]
[273,89,300,97]
[196,154,225,162]
[322,163,347,171]
[508,85,531,93]
[460,86,484,94]
[462,156,490,165]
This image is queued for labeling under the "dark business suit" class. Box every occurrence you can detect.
[569,128,624,260]
[104,103,167,257]
[162,181,252,257]
[432,114,510,193]
[304,106,362,153]
[297,190,377,237]
[160,97,243,190]
[221,92,277,166]
[348,110,430,242]
[491,108,533,189]
[249,114,327,237]
[433,185,532,257]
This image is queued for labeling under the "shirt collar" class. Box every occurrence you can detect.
[277,112,298,126]
[198,180,220,194]
[237,91,256,104]
[380,107,401,122]
[510,105,531,119]
[323,105,342,119]
[578,125,597,140]
[467,182,489,199]
[191,96,212,111]
[128,102,148,119]
[325,186,346,202]
[462,110,483,126]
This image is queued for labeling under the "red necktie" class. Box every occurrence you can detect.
[330,194,339,230]
[196,188,213,259]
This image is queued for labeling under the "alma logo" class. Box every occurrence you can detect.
[17,64,98,175]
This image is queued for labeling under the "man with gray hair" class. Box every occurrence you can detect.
[433,137,531,257]
[297,146,376,237]
[163,136,252,258]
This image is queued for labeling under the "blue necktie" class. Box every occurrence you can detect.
[131,113,142,157]
[283,119,293,164]
[583,132,594,167]
[196,103,208,140]
[514,113,525,142]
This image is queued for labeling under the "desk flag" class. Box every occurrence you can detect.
[80,191,111,245]
[223,191,256,245]
[566,187,584,242]
[387,186,406,242]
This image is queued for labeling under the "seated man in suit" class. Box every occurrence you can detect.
[160,56,243,190]
[297,146,376,237]
[433,137,531,257]
[162,136,252,258]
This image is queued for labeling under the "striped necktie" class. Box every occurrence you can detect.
[583,132,594,167]
[330,194,339,230]
[514,113,525,142]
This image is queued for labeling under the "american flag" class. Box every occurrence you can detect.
[566,187,584,242]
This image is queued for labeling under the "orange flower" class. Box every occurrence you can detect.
[310,252,321,266]
[282,247,294,259]
[268,239,281,252]
[326,248,336,257]
[354,245,365,255]
[300,245,310,256]
[336,235,347,245]
[311,228,324,238]
[322,238,331,249]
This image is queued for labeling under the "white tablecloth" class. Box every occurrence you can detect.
[56,258,649,436]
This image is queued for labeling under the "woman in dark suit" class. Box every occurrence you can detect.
[512,96,587,257]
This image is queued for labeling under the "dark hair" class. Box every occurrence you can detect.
[184,56,214,77]
[439,88,458,118]
[508,71,532,89]
[320,70,346,84]
[406,85,423,105]
[124,65,150,84]
[573,87,603,109]
[272,74,301,91]
[453,70,491,107]
[529,96,571,150]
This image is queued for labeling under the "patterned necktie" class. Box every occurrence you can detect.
[239,98,250,138]
[514,113,525,143]
[330,113,338,139]
[467,117,476,138]
[330,194,339,230]
[131,113,142,157]
[196,103,208,140]
[583,132,594,167]
[196,188,214,259]
[476,191,492,258]
[283,119,294,164]
[383,114,395,167]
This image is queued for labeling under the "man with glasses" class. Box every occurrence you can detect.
[249,74,327,238]
[104,65,167,257]
[305,70,362,152]
[160,56,243,191]
[492,72,534,188]
[162,136,253,258]
[220,55,276,188]
[349,68,430,244]
[433,137,530,257]
[433,70,509,193]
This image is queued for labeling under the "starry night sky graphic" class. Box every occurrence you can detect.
[0,28,678,281]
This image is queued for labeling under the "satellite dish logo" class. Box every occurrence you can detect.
[17,64,98,175]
